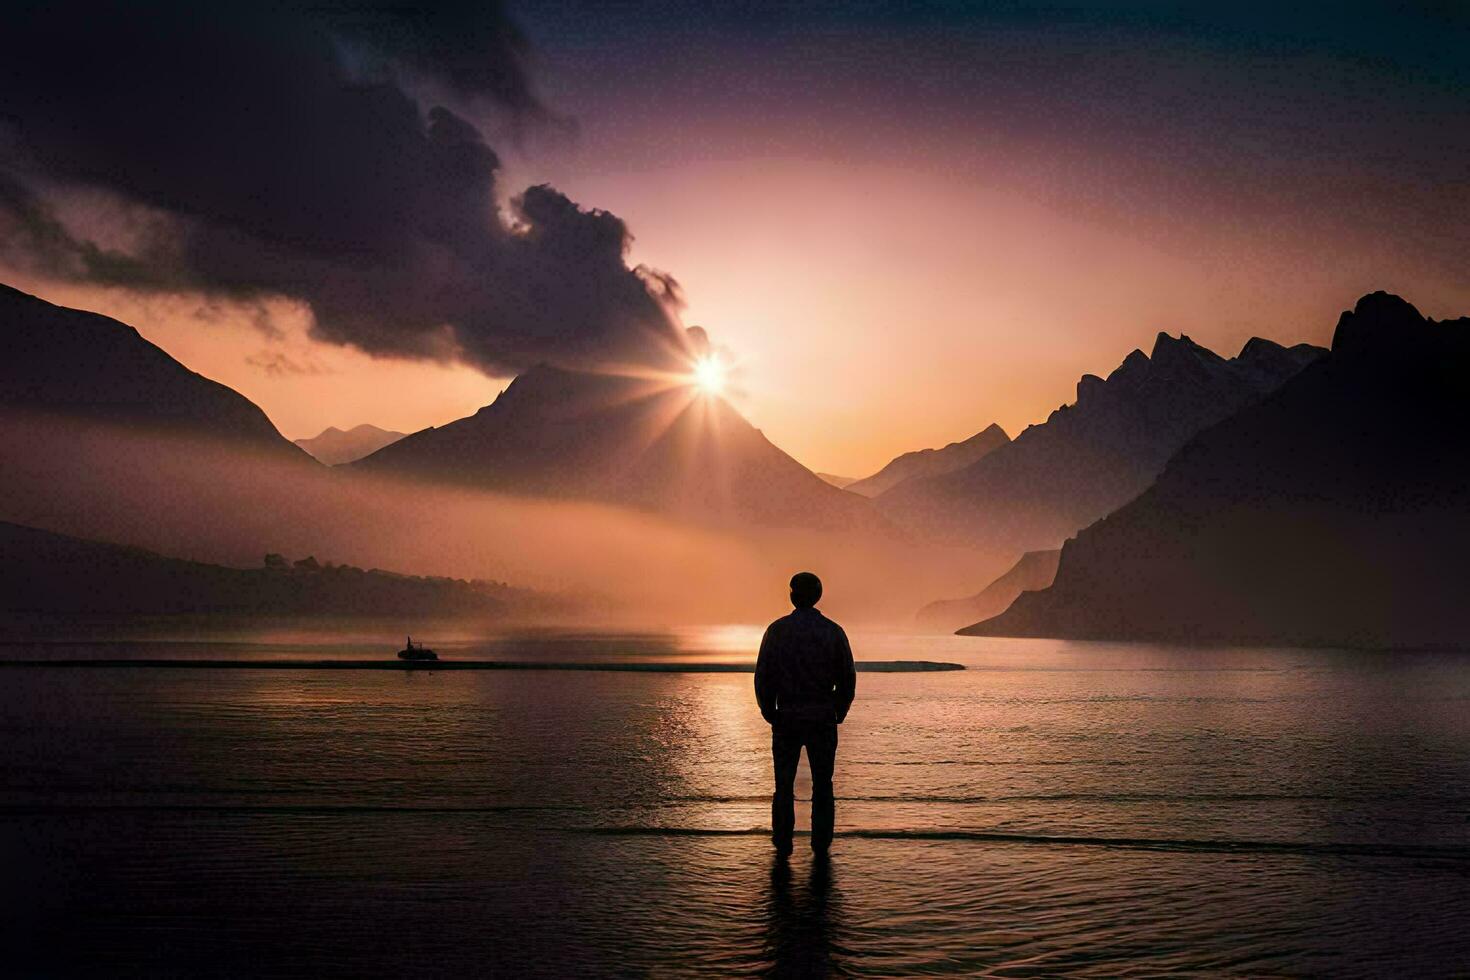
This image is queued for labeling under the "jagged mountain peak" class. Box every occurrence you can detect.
[1150,330,1205,355]
[1149,331,1226,374]
[876,325,1326,554]
[1106,347,1151,384]
[1083,333,1237,403]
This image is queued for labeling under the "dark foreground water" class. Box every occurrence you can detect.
[3,632,1469,976]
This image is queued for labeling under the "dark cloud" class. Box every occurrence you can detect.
[0,1,688,373]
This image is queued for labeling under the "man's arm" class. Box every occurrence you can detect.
[754,625,777,724]
[833,626,856,723]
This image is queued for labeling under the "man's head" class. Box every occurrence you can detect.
[790,572,823,609]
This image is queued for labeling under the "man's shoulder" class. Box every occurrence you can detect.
[765,613,798,633]
[811,609,846,634]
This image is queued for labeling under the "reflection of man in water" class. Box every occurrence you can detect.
[765,849,842,973]
[755,572,857,857]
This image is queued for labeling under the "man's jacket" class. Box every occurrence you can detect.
[754,607,856,725]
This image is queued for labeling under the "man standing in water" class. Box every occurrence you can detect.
[755,572,857,857]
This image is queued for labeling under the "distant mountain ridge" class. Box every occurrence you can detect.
[296,424,407,465]
[353,364,887,532]
[917,549,1060,633]
[967,292,1470,649]
[0,283,309,459]
[846,423,1010,497]
[877,332,1324,554]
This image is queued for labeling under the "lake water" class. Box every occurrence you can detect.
[3,631,1469,976]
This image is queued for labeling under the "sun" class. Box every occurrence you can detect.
[691,355,727,396]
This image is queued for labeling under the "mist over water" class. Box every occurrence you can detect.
[4,632,1468,975]
[0,413,1000,627]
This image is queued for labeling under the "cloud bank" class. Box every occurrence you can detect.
[0,2,688,373]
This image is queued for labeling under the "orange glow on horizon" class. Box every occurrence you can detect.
[11,153,1470,480]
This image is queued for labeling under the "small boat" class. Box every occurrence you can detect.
[397,635,439,662]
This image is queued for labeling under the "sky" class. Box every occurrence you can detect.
[3,1,1467,476]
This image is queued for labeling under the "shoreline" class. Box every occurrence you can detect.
[0,658,964,672]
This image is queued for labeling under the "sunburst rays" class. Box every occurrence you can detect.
[543,338,745,520]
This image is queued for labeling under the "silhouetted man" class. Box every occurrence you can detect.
[755,572,856,857]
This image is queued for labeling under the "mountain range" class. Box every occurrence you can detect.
[353,364,887,531]
[966,293,1470,649]
[877,331,1324,554]
[0,284,310,460]
[21,276,1454,648]
[295,424,407,465]
[0,284,883,535]
[845,423,1009,497]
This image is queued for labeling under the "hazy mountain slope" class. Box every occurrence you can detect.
[0,283,310,458]
[878,333,1323,552]
[846,423,1009,497]
[966,293,1470,650]
[296,424,407,465]
[916,549,1060,633]
[353,364,887,532]
[817,473,857,489]
[0,520,531,618]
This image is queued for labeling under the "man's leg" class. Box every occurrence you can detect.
[770,725,801,855]
[806,723,838,852]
